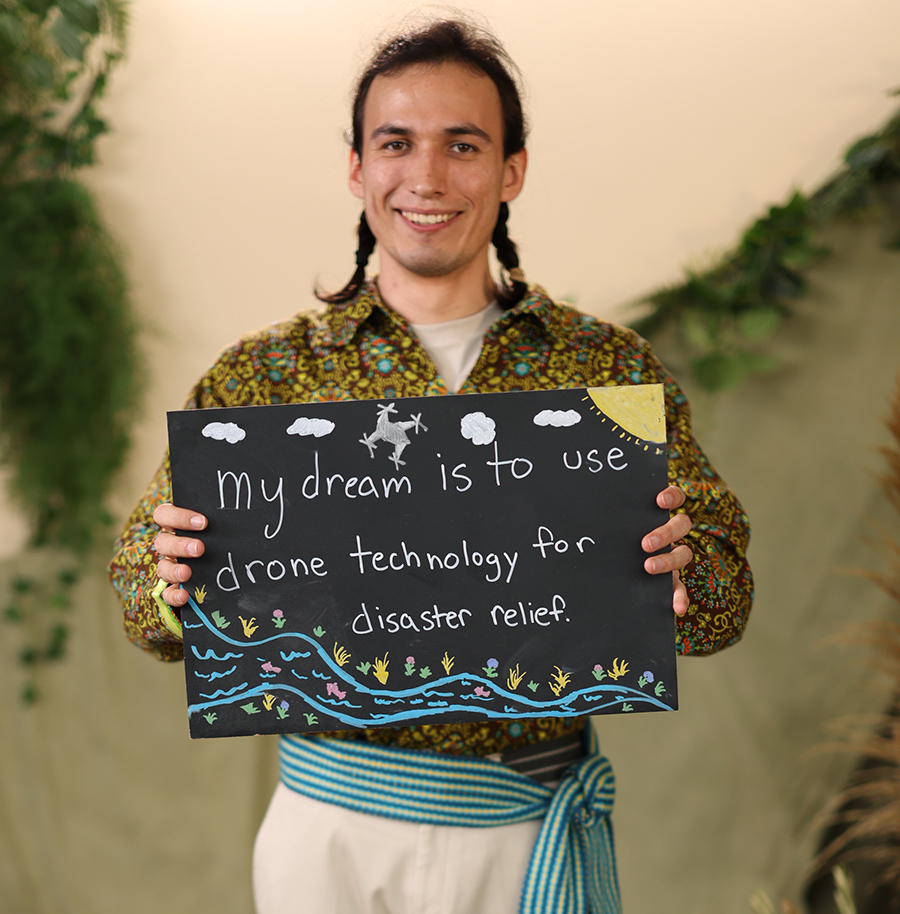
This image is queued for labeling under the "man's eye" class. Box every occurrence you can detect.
[452,142,475,153]
[384,140,407,151]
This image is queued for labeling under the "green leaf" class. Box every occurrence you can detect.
[3,605,22,623]
[21,53,56,88]
[59,0,101,35]
[20,646,39,666]
[57,569,79,587]
[736,307,782,341]
[734,350,778,375]
[50,14,86,61]
[45,624,68,659]
[12,576,33,594]
[845,135,889,171]
[691,351,743,392]
[21,0,55,18]
[0,12,27,46]
[682,308,719,351]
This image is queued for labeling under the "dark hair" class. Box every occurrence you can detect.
[317,19,528,307]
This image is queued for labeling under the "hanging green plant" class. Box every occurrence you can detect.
[0,0,142,701]
[631,88,900,392]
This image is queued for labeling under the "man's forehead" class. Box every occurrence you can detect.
[361,62,503,140]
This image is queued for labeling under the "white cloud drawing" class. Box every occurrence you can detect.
[286,417,335,438]
[460,411,496,446]
[534,409,581,428]
[202,421,246,444]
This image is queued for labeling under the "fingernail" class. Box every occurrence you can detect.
[190,515,205,530]
[188,541,200,556]
[648,536,660,551]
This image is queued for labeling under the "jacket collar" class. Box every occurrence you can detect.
[318,279,570,348]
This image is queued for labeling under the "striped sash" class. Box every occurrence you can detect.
[279,733,620,914]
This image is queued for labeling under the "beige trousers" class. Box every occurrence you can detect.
[253,783,544,914]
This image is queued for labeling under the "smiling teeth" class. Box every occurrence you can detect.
[402,211,454,225]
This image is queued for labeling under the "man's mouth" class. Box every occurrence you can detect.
[399,211,456,226]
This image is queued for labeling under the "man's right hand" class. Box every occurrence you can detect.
[152,503,208,607]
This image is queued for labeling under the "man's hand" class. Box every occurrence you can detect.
[641,485,693,616]
[152,503,208,608]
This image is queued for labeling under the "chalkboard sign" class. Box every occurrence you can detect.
[167,385,678,738]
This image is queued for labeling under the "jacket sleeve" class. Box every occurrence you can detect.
[108,453,185,661]
[108,365,231,662]
[658,361,754,655]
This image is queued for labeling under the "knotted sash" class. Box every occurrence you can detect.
[279,732,620,914]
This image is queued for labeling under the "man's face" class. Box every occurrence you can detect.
[349,62,527,286]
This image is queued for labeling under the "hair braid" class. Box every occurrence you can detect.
[316,212,376,304]
[492,203,527,307]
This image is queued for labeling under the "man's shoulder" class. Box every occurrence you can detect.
[522,284,651,353]
[212,307,332,364]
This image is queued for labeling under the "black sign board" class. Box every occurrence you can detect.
[167,385,678,738]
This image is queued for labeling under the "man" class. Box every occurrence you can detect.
[109,18,752,914]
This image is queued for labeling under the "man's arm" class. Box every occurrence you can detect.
[108,454,187,661]
[655,367,753,656]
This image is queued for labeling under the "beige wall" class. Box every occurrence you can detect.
[3,2,900,913]
[2,0,899,542]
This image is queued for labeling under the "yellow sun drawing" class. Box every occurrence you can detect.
[583,384,665,449]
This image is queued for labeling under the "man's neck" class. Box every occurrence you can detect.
[374,262,498,325]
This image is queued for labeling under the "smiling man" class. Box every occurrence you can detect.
[109,18,752,914]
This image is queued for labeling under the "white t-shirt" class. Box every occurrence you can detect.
[409,302,503,393]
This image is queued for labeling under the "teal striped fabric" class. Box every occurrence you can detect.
[279,733,620,914]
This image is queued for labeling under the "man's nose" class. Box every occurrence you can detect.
[409,147,446,196]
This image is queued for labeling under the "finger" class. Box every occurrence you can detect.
[672,570,689,616]
[156,556,193,585]
[154,530,205,560]
[153,503,208,532]
[644,543,693,575]
[163,584,190,607]
[642,513,692,553]
[656,486,686,511]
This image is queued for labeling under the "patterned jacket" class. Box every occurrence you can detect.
[109,281,753,755]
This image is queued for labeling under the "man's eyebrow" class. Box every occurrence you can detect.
[444,123,493,143]
[369,123,494,143]
[370,124,411,139]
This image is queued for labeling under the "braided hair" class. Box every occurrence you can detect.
[316,19,529,307]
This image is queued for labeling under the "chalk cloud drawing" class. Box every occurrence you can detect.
[287,417,335,438]
[460,411,496,445]
[534,409,581,428]
[359,403,427,469]
[202,421,246,444]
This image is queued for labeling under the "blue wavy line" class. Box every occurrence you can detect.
[320,697,363,709]
[199,682,249,700]
[190,645,243,661]
[193,665,237,681]
[188,678,673,725]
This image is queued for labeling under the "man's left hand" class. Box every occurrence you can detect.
[642,485,693,616]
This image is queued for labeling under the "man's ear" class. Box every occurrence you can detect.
[500,147,527,203]
[348,149,365,200]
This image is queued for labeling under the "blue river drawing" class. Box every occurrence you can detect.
[182,596,675,736]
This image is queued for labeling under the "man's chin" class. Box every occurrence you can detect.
[396,254,465,279]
